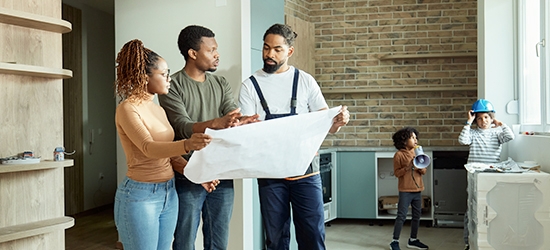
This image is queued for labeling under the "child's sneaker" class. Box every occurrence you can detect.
[390,241,401,250]
[407,239,428,249]
[464,244,469,250]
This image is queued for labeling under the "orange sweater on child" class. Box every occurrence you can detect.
[393,149,426,192]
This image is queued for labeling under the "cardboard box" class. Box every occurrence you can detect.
[379,196,399,210]
[378,195,431,210]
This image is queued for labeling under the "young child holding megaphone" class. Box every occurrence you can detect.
[389,127,429,250]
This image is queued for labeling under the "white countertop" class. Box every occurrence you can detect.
[319,146,469,154]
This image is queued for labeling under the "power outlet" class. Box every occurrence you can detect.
[99,172,104,180]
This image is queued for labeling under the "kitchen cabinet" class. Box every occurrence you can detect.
[375,151,434,222]
[337,151,377,219]
[320,152,337,223]
[433,151,469,227]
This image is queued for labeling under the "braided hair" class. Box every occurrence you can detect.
[263,23,298,47]
[115,39,162,102]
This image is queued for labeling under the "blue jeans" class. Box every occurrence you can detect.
[392,191,422,240]
[464,212,469,244]
[258,174,326,250]
[114,177,178,250]
[172,172,234,250]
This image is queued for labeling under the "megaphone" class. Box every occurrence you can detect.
[413,146,431,169]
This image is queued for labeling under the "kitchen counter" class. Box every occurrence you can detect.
[319,146,469,154]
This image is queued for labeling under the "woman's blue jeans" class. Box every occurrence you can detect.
[114,176,178,250]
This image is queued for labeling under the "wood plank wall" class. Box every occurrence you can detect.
[0,0,71,249]
[286,15,315,75]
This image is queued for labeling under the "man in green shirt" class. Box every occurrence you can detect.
[159,25,257,250]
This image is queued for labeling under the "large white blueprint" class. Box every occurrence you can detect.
[184,106,341,183]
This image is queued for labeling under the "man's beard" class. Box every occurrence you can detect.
[263,58,284,74]
[207,67,217,72]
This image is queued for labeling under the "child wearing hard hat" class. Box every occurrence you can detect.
[458,99,515,250]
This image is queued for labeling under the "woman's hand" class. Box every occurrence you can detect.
[184,133,212,152]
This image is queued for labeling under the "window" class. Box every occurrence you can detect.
[518,0,549,132]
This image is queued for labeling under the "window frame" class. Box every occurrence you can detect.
[517,0,550,132]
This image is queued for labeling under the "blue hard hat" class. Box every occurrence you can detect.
[471,99,495,113]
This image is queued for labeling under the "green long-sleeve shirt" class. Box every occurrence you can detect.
[158,69,238,141]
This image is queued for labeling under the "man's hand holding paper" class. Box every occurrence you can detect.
[184,106,342,183]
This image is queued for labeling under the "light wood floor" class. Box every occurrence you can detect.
[65,205,465,250]
[325,219,465,250]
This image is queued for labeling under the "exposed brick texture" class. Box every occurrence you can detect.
[286,0,478,147]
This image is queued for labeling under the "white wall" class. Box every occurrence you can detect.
[115,0,255,249]
[478,0,519,161]
[115,0,246,93]
[508,133,550,173]
[480,0,550,173]
[478,0,517,120]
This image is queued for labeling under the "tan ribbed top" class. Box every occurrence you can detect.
[115,96,187,183]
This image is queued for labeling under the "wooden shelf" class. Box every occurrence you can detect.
[379,52,477,60]
[0,216,74,243]
[322,86,477,94]
[0,7,71,33]
[0,62,72,79]
[0,159,73,174]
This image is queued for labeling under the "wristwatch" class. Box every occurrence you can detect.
[465,121,471,125]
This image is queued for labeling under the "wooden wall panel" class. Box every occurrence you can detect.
[0,0,72,248]
[286,15,315,75]
[0,169,64,227]
[0,76,63,157]
[0,231,65,250]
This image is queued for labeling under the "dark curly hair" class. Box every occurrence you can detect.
[392,127,419,150]
[263,23,298,47]
[177,25,215,61]
[115,39,162,102]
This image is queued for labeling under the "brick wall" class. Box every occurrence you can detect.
[286,0,478,147]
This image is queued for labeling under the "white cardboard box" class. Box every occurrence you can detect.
[468,171,550,250]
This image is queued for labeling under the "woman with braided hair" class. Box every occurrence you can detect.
[114,39,216,250]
